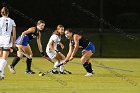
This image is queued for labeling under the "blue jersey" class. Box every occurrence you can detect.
[15,27,39,46]
[70,33,95,53]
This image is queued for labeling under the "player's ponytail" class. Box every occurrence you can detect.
[53,25,64,35]
[37,20,45,25]
[1,7,9,16]
[65,28,75,34]
[56,25,64,30]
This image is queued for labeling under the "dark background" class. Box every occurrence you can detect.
[1,0,140,29]
[0,0,140,57]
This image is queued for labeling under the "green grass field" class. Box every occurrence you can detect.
[0,57,140,93]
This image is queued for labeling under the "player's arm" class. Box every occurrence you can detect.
[64,43,73,63]
[49,40,55,52]
[37,31,43,53]
[12,26,16,47]
[17,27,35,45]
[49,35,58,52]
[58,42,64,49]
[69,34,79,60]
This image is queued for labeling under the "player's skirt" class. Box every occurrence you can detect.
[82,42,95,54]
[46,48,57,60]
[15,35,30,46]
[0,35,12,49]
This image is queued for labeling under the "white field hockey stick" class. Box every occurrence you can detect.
[38,61,71,76]
[15,48,52,63]
[42,50,62,64]
[42,55,54,64]
[10,47,31,59]
[19,49,32,59]
[38,63,64,76]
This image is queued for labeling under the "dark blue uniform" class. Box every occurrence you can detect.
[70,33,95,54]
[15,28,39,46]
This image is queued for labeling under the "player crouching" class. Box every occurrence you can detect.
[46,25,66,74]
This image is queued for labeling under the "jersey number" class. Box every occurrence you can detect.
[6,23,8,31]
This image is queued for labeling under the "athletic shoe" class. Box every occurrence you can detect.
[51,70,59,74]
[8,65,16,74]
[25,70,35,74]
[0,71,4,80]
[84,73,93,77]
[59,71,66,74]
[92,71,95,74]
[0,76,4,80]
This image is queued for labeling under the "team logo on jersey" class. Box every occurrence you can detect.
[32,34,37,38]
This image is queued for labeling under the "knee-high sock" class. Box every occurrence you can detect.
[59,60,64,72]
[88,63,93,73]
[11,57,20,67]
[0,59,7,77]
[26,58,32,71]
[53,61,59,72]
[83,62,90,73]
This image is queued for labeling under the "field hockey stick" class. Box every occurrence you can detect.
[42,49,63,64]
[11,47,51,61]
[42,54,54,64]
[18,50,72,75]
[53,60,72,74]
[62,60,72,74]
[10,47,31,59]
[64,69,72,74]
[38,63,64,76]
[38,69,52,76]
[38,61,72,76]
[54,60,72,74]
[19,49,32,59]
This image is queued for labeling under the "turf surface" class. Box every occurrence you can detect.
[0,57,140,93]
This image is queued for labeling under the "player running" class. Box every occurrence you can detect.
[8,20,45,74]
[64,29,95,76]
[0,7,16,80]
[46,25,66,74]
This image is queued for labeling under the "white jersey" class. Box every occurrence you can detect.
[46,34,61,51]
[0,16,16,48]
[46,34,61,59]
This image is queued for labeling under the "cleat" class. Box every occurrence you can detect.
[0,77,4,80]
[25,70,35,74]
[8,65,16,74]
[0,71,4,80]
[84,73,93,77]
[59,71,66,74]
[51,70,59,74]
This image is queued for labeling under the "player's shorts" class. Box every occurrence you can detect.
[0,47,11,51]
[15,35,29,46]
[0,36,12,48]
[46,49,57,60]
[83,42,95,54]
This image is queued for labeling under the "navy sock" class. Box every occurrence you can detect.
[26,58,32,71]
[83,62,90,72]
[88,63,93,73]
[11,57,20,67]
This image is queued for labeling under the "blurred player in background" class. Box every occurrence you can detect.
[46,25,66,74]
[64,29,95,77]
[0,7,16,80]
[8,20,45,74]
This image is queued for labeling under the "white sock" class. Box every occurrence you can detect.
[0,59,2,71]
[59,60,64,72]
[0,59,7,77]
[53,61,59,72]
